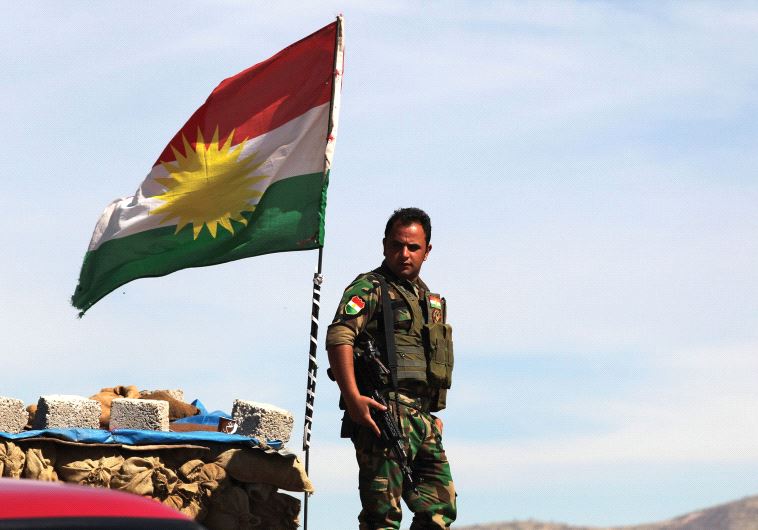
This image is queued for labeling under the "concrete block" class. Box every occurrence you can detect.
[0,397,27,433]
[110,398,169,431]
[34,395,101,429]
[139,388,184,402]
[232,399,294,443]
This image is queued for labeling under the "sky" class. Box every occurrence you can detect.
[2,1,757,528]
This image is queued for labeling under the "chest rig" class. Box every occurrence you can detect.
[363,270,454,393]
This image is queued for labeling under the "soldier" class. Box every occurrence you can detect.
[326,207,457,529]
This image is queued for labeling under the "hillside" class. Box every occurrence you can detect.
[457,495,758,530]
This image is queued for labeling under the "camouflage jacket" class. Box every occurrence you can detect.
[325,262,430,348]
[326,262,451,412]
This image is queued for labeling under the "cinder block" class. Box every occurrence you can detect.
[110,398,169,431]
[34,395,101,430]
[0,397,27,433]
[232,399,294,443]
[139,388,184,402]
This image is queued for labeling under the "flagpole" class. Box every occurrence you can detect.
[302,247,323,530]
[301,16,342,530]
[302,246,324,454]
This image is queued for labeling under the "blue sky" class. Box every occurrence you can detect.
[2,2,757,528]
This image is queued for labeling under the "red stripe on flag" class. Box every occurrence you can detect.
[155,21,337,165]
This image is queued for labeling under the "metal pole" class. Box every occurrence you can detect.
[302,246,323,530]
[302,16,342,529]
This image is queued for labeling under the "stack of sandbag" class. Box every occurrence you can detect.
[88,386,200,429]
[1,438,312,529]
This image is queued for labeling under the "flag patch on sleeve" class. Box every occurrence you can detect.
[345,296,366,315]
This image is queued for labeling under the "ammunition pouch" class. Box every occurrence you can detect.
[430,388,447,412]
[425,322,454,389]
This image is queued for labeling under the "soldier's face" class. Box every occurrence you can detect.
[383,221,431,281]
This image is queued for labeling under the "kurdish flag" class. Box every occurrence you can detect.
[72,18,344,315]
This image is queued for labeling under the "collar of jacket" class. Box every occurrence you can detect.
[375,261,430,293]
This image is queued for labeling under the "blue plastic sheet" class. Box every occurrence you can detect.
[172,398,231,426]
[0,427,282,451]
[171,399,285,446]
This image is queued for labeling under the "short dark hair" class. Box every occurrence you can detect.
[384,207,432,245]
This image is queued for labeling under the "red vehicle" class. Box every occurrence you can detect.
[0,479,204,529]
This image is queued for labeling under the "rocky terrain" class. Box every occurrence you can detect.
[457,495,758,530]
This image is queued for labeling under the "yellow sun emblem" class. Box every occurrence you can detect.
[150,127,267,239]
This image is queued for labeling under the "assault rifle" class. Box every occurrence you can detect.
[331,339,418,492]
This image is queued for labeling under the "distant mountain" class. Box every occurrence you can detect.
[456,495,758,530]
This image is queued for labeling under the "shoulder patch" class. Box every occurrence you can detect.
[344,295,366,315]
[429,295,442,309]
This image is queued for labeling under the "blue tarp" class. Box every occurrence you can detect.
[0,427,283,451]
[172,398,230,426]
[170,399,285,447]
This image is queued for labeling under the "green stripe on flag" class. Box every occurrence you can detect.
[72,171,327,314]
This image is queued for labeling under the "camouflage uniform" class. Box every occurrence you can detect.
[326,263,457,529]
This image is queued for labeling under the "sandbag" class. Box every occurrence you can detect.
[25,404,36,430]
[0,441,24,478]
[141,391,199,421]
[179,459,226,481]
[215,448,313,493]
[58,455,124,487]
[23,445,58,481]
[179,459,226,492]
[163,480,203,520]
[203,486,260,530]
[177,458,227,521]
[112,456,177,499]
[149,447,208,471]
[244,482,277,503]
[250,491,301,530]
[90,385,141,428]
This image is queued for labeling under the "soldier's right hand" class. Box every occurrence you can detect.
[344,394,386,438]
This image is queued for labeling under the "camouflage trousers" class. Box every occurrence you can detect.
[352,393,457,529]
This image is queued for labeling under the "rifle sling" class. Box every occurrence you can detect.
[376,275,399,390]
